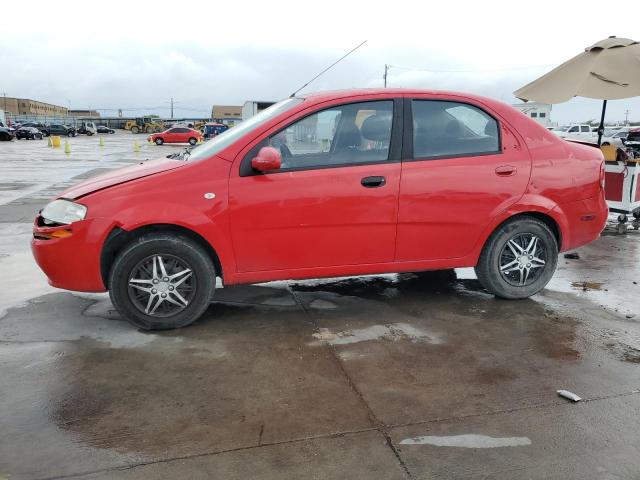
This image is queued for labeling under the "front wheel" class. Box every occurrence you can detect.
[475,216,558,299]
[155,137,164,145]
[109,234,216,330]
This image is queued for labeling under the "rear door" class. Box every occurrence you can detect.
[229,98,403,273]
[396,96,531,261]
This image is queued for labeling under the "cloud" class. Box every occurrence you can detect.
[1,0,639,123]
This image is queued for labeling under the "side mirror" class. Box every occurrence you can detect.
[251,146,281,172]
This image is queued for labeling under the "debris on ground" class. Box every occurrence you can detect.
[557,390,582,402]
[564,252,580,259]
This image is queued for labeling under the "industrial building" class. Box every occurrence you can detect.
[1,96,68,117]
[68,109,100,118]
[211,105,242,126]
[511,101,553,127]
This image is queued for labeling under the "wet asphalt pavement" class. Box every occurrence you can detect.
[1,133,639,479]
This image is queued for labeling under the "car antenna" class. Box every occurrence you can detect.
[289,40,367,97]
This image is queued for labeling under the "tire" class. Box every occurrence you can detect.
[601,142,610,146]
[475,216,558,299]
[155,137,164,145]
[67,131,74,137]
[42,131,50,137]
[131,126,140,134]
[109,234,216,330]
[146,127,153,134]
[0,133,10,141]
[188,137,197,145]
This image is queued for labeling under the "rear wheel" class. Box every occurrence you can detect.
[109,234,216,330]
[131,126,140,134]
[67,131,74,137]
[475,216,558,299]
[155,137,164,145]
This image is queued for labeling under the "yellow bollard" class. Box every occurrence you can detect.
[47,136,52,147]
[64,140,71,154]
[99,136,104,147]
[51,136,61,147]
[133,141,140,152]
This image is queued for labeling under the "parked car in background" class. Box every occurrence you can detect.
[148,127,203,145]
[0,126,15,141]
[97,125,115,134]
[77,122,97,136]
[32,88,608,330]
[203,122,229,139]
[48,124,76,137]
[21,122,50,136]
[625,128,640,155]
[552,124,619,146]
[15,126,44,140]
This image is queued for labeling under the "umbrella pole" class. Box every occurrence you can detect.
[597,99,607,146]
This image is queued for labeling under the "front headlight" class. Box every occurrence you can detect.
[41,199,87,225]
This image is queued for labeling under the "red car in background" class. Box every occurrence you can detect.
[32,88,607,330]
[149,127,203,146]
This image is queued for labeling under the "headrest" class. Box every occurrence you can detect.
[361,115,391,141]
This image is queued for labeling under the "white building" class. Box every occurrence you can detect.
[511,102,553,127]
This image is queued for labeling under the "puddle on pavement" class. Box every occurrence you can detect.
[311,323,442,346]
[571,281,604,291]
[399,434,531,448]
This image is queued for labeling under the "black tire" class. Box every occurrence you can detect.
[155,137,164,145]
[43,131,50,137]
[109,234,216,330]
[0,133,11,141]
[67,131,74,137]
[475,216,558,299]
[188,137,197,146]
[131,126,140,134]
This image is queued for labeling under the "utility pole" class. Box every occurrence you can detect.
[625,109,630,126]
[170,97,174,119]
[2,92,7,113]
[383,64,388,88]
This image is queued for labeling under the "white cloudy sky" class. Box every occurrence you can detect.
[2,0,639,123]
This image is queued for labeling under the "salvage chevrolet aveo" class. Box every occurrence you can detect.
[31,89,608,330]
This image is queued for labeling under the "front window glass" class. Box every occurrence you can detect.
[188,98,303,161]
[412,100,500,158]
[266,100,393,171]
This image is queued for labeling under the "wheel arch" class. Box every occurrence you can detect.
[475,207,564,261]
[100,223,223,289]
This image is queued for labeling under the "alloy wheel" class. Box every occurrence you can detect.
[127,254,196,317]
[499,233,547,287]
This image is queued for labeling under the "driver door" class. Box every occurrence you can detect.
[229,99,402,273]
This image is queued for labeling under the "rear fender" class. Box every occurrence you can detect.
[469,194,569,259]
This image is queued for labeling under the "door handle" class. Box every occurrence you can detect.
[495,165,517,177]
[361,176,386,188]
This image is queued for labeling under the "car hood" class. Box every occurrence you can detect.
[61,158,185,200]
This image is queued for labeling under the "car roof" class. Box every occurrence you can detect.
[296,88,506,111]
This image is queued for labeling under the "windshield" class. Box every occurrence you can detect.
[187,98,303,161]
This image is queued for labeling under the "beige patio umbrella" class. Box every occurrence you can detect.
[514,36,640,145]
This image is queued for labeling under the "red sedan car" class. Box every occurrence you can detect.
[32,89,607,330]
[148,127,203,146]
